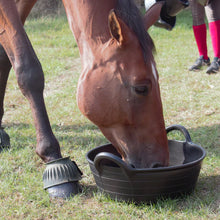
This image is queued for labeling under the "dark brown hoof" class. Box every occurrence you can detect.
[0,127,10,151]
[46,181,82,198]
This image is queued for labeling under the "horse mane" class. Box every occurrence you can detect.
[115,0,155,61]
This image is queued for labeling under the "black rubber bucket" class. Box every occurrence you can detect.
[86,125,206,203]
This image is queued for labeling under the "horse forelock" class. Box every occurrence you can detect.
[115,0,155,62]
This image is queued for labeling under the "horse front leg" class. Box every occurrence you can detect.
[0,0,37,149]
[0,0,82,197]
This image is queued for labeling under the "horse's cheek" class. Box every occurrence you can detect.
[76,82,102,123]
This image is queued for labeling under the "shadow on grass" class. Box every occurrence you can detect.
[80,174,219,213]
[193,174,220,211]
[81,184,98,197]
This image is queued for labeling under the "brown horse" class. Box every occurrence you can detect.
[0,0,168,197]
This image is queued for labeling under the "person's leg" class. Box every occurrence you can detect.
[206,0,220,73]
[189,0,210,71]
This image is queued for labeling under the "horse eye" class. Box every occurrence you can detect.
[132,85,149,96]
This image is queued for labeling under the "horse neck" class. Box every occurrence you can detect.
[63,0,118,68]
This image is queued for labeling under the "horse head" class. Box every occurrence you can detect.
[76,1,169,168]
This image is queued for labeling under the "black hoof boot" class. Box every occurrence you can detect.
[46,181,82,198]
[43,157,83,198]
[0,127,10,152]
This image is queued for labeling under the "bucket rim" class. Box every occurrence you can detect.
[86,141,206,173]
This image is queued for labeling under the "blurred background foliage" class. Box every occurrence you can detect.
[29,0,145,17]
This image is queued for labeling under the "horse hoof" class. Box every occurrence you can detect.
[0,127,10,151]
[43,157,83,198]
[46,181,82,198]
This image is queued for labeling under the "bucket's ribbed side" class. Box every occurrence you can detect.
[89,162,202,202]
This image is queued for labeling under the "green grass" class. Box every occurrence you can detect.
[0,10,219,219]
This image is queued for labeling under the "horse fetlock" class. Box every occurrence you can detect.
[36,138,62,163]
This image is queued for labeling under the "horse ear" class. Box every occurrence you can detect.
[108,9,124,45]
[143,2,164,30]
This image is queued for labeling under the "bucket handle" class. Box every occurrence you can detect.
[166,124,192,142]
[94,152,133,177]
